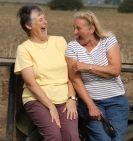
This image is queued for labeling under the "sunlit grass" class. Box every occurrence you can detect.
[0,3,133,63]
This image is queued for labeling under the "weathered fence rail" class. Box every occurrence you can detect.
[122,63,133,73]
[0,57,133,141]
[0,58,16,141]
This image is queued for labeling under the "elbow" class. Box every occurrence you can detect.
[25,81,36,89]
[114,73,120,77]
[112,68,121,77]
[71,79,76,86]
[71,79,80,88]
[104,75,114,79]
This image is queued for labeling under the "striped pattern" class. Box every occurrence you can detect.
[65,36,125,100]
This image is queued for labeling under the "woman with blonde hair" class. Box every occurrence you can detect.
[66,11,129,141]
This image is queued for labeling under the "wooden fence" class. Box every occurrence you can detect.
[0,57,133,141]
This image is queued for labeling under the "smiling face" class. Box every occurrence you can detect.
[73,18,95,46]
[28,10,48,41]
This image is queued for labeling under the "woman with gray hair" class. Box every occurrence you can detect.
[14,5,80,141]
[65,11,129,141]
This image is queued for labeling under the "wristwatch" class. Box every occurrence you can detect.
[68,96,77,101]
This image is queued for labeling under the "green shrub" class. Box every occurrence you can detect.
[48,0,83,10]
[118,0,133,13]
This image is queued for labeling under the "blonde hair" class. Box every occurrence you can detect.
[74,11,113,39]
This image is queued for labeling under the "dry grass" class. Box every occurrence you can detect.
[0,3,133,63]
[0,3,132,138]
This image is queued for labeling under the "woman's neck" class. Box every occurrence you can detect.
[84,37,100,52]
[30,34,48,44]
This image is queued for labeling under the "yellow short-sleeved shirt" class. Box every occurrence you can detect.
[14,36,68,104]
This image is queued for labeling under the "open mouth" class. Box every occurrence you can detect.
[41,27,46,32]
[76,36,83,41]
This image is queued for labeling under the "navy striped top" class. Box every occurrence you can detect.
[65,36,125,100]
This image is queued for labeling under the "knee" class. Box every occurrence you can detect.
[41,128,62,141]
[65,129,80,140]
[50,130,62,140]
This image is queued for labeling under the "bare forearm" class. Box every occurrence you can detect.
[89,46,121,77]
[26,82,53,109]
[72,79,102,120]
[66,57,102,119]
[74,45,121,78]
[68,80,76,97]
[72,78,95,108]
[21,67,54,109]
[87,64,121,78]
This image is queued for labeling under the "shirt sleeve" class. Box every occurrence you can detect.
[14,45,33,74]
[106,35,118,51]
[65,42,78,60]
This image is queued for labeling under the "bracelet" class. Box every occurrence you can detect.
[67,96,77,101]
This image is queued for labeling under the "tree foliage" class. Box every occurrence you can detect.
[48,0,83,10]
[118,0,133,13]
[104,0,121,5]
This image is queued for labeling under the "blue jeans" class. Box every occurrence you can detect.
[78,95,129,141]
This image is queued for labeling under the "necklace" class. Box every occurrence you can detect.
[29,36,50,49]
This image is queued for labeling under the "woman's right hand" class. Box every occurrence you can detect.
[49,105,61,128]
[88,103,102,121]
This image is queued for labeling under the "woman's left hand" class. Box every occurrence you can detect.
[63,100,78,120]
[72,61,89,72]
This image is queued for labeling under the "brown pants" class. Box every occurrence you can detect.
[24,100,80,141]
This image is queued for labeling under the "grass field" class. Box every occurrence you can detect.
[0,3,133,138]
[0,3,133,63]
